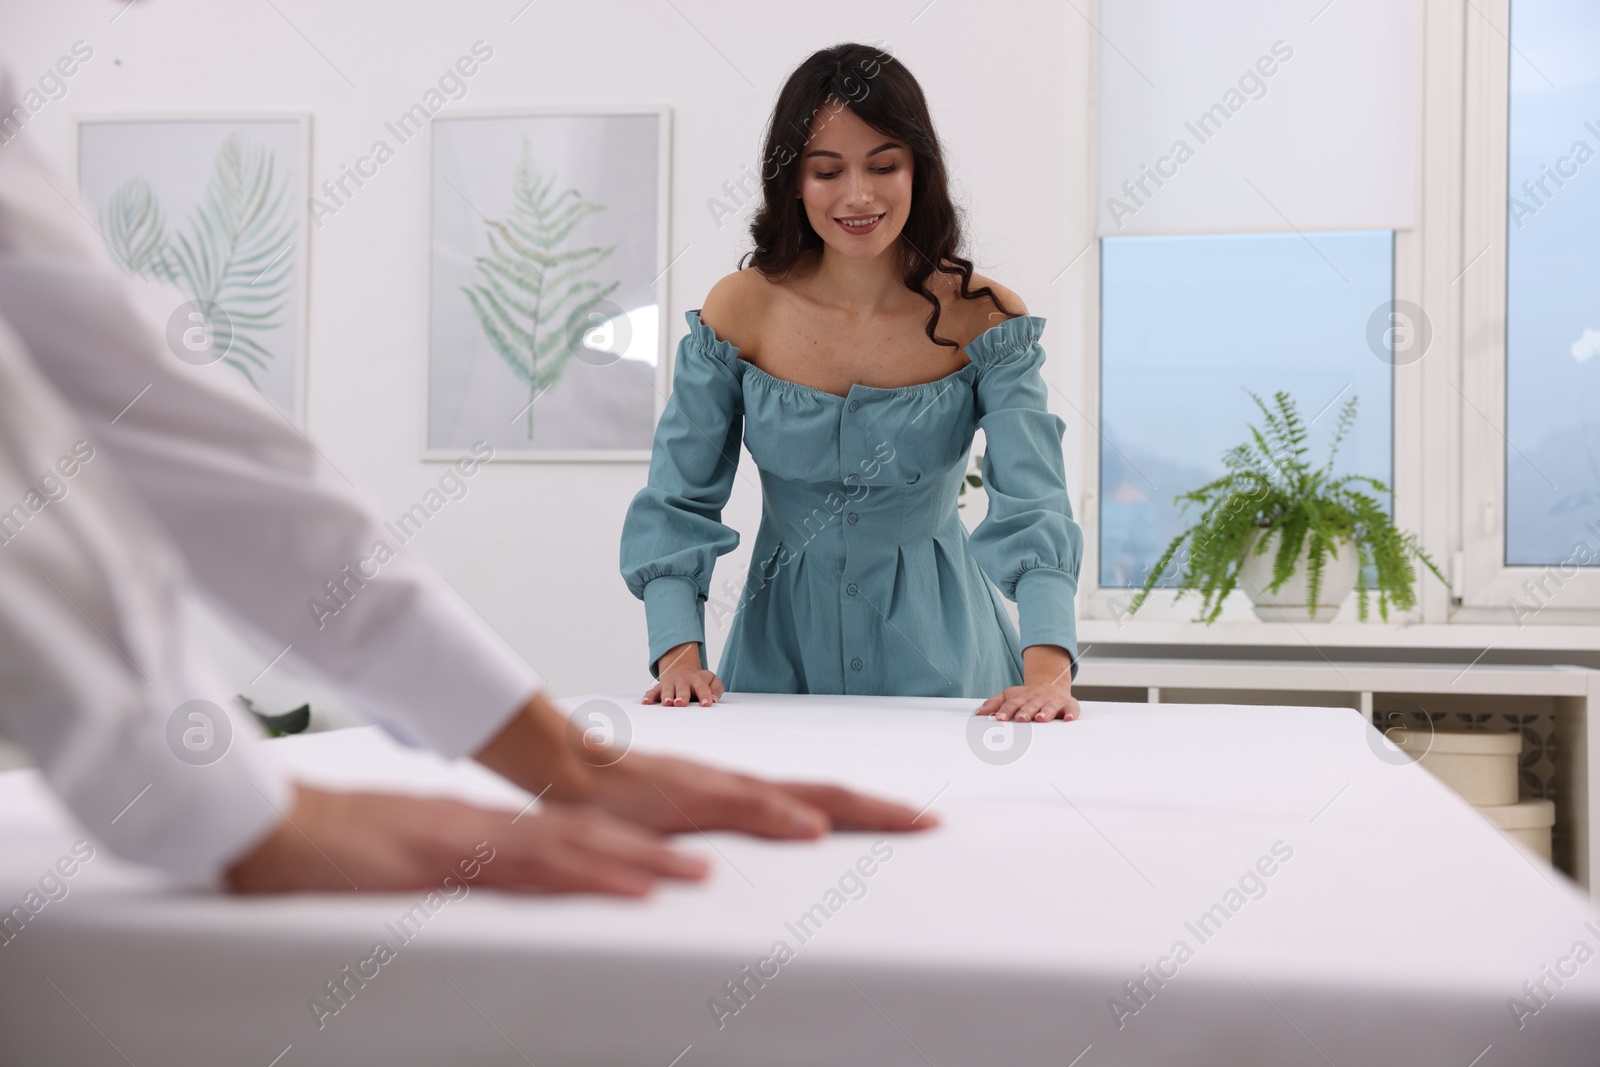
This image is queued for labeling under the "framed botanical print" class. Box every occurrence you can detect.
[425,107,669,461]
[75,114,310,424]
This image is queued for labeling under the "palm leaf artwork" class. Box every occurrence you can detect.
[98,134,294,389]
[101,178,173,281]
[462,137,620,438]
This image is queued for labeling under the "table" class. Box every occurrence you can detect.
[2,691,1598,1066]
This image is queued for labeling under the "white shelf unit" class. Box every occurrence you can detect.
[1076,619,1600,652]
[1073,658,1600,899]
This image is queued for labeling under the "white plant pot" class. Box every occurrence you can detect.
[1236,527,1358,622]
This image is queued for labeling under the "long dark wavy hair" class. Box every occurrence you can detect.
[740,42,1022,349]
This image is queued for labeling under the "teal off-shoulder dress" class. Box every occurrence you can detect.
[619,307,1083,698]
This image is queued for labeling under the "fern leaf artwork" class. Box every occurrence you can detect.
[97,133,294,390]
[462,137,620,438]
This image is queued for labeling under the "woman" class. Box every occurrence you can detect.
[620,42,1084,723]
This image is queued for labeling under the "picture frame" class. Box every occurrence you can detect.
[423,106,671,463]
[73,112,312,426]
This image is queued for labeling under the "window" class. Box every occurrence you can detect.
[1459,0,1600,618]
[1098,231,1395,590]
[1504,0,1600,567]
[1082,0,1600,626]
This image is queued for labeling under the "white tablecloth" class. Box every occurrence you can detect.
[2,691,1597,1066]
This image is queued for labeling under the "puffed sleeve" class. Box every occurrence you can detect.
[619,310,745,677]
[966,316,1085,681]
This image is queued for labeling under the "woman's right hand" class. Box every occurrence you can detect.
[645,641,724,706]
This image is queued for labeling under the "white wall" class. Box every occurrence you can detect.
[4,0,1092,704]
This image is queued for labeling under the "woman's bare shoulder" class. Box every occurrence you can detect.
[962,271,1028,318]
[699,268,778,353]
[939,268,1028,344]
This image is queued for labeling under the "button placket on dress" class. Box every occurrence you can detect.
[839,390,864,692]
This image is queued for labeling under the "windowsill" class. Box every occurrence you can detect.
[1077,618,1600,652]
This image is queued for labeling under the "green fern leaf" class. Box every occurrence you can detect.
[1128,389,1449,624]
[464,137,622,438]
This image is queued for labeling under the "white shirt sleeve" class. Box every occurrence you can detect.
[0,71,545,876]
[0,310,292,882]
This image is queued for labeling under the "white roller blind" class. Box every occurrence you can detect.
[1095,0,1419,236]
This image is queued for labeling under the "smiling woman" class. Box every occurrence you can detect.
[620,42,1086,724]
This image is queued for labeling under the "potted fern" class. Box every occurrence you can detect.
[1126,390,1449,623]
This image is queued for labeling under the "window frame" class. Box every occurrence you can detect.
[1457,0,1600,620]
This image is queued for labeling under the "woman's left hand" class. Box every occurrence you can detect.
[975,681,1080,722]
